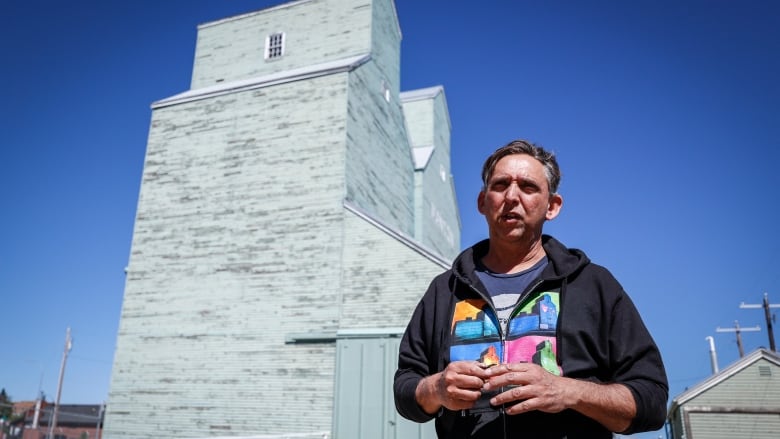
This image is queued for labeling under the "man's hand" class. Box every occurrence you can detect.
[415,361,490,414]
[482,362,637,433]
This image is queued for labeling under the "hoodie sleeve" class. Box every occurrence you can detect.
[561,262,669,434]
[393,279,442,423]
[608,284,669,434]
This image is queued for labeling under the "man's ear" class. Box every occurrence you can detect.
[477,190,486,215]
[546,193,563,220]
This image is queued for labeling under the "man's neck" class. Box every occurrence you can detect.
[481,238,546,275]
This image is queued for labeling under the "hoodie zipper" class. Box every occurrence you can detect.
[459,276,546,422]
[461,275,547,355]
[459,280,501,418]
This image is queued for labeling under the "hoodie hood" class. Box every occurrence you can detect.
[451,234,590,288]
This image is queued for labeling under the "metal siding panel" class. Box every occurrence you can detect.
[334,341,363,438]
[334,339,385,439]
[334,337,436,439]
[687,360,780,408]
[674,358,780,438]
[688,412,780,439]
[385,337,437,439]
[360,340,388,438]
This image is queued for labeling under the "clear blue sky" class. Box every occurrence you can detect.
[2,1,778,437]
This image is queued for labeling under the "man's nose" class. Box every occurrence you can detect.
[505,182,521,201]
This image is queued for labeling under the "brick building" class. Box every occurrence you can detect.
[9,402,102,439]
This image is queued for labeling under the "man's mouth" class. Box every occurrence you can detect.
[501,212,521,221]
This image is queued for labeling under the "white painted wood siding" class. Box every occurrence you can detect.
[344,63,413,234]
[404,91,460,259]
[339,209,447,330]
[106,73,349,438]
[105,1,457,437]
[192,0,373,90]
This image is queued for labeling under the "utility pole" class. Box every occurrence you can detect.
[716,320,759,358]
[48,327,72,439]
[740,292,779,352]
[705,336,719,374]
[96,401,104,439]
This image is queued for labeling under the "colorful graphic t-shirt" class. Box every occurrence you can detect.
[476,257,547,334]
[449,270,561,412]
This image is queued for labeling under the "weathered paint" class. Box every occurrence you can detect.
[107,72,349,438]
[104,0,456,437]
[339,208,447,330]
[191,0,373,90]
[403,88,460,259]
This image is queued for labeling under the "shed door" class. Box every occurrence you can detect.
[333,335,436,439]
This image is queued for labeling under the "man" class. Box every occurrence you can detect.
[394,140,668,438]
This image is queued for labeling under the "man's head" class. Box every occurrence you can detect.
[481,139,561,196]
[477,139,563,248]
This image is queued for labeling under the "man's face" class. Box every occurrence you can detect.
[477,154,562,245]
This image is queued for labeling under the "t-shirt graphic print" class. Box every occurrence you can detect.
[449,292,561,413]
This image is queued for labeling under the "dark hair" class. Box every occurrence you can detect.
[481,139,561,195]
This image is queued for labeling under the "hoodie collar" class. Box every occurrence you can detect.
[453,235,589,285]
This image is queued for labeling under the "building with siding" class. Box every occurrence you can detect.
[667,349,780,439]
[103,0,456,438]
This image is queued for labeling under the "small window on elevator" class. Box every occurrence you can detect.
[265,32,285,60]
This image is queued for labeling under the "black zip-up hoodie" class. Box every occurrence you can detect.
[394,235,668,438]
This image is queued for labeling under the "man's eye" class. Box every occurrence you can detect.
[521,183,540,193]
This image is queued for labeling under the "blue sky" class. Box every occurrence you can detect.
[2,0,778,437]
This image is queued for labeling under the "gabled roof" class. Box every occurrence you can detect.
[669,348,780,414]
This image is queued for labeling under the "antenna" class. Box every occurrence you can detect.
[716,320,759,357]
[740,292,779,352]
